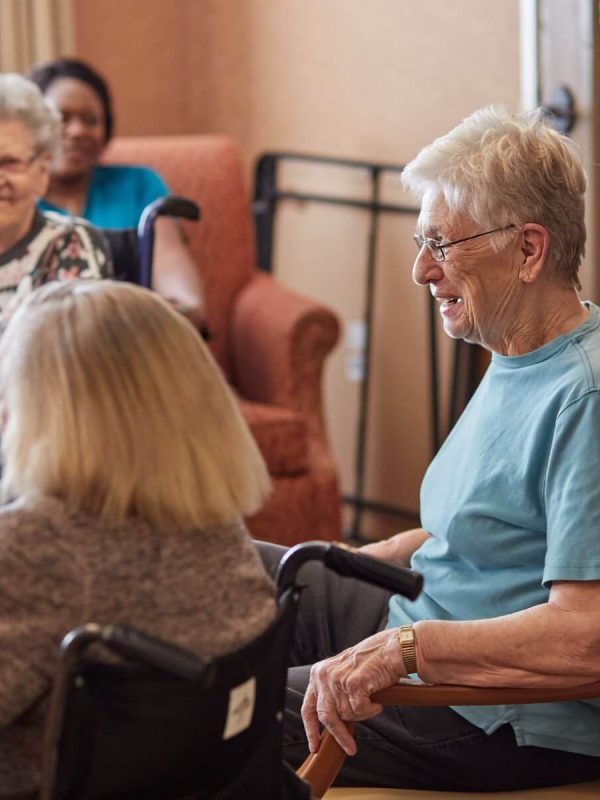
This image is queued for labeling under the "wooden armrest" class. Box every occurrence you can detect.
[297,721,355,800]
[373,677,600,707]
[297,679,600,798]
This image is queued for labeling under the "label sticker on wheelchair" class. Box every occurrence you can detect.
[223,676,256,740]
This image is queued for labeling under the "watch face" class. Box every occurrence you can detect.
[399,626,417,673]
[400,626,414,643]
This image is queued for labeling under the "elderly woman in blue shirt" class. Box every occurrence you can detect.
[261,105,600,792]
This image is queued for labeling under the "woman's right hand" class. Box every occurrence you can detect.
[301,627,407,755]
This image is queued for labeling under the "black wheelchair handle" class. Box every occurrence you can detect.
[101,625,207,679]
[137,195,201,289]
[275,541,423,601]
[325,546,423,600]
[61,623,206,680]
[137,197,200,235]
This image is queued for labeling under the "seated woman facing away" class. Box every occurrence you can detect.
[0,280,276,798]
[27,58,205,327]
[0,73,113,324]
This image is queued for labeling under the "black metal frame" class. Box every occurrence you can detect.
[254,152,436,539]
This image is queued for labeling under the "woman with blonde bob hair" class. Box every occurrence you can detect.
[0,280,276,797]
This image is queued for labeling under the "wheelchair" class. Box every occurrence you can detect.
[106,195,199,289]
[39,542,422,800]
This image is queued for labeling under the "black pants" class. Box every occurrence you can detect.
[257,541,600,792]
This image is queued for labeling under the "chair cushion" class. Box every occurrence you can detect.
[238,399,308,476]
[323,779,600,799]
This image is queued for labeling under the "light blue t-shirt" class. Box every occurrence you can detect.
[387,301,600,757]
[38,164,168,229]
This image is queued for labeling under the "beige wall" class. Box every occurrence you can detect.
[74,0,520,167]
[73,0,521,538]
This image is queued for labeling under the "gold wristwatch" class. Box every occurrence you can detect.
[398,625,418,674]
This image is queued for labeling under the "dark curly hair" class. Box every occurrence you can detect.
[27,58,113,143]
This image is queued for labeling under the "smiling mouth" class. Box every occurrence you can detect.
[438,296,462,309]
[62,144,93,156]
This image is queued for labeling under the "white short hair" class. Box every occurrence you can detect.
[401,106,586,289]
[0,280,270,528]
[0,73,61,153]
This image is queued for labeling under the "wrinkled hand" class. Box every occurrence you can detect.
[301,628,406,756]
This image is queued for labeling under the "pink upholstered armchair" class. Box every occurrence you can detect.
[105,135,342,545]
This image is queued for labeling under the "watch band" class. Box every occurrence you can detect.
[398,625,418,674]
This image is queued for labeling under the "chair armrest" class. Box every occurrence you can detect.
[230,272,340,438]
[297,721,355,800]
[298,679,600,799]
[373,677,600,707]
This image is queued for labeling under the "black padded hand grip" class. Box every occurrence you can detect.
[103,625,206,679]
[324,546,423,600]
[150,196,200,222]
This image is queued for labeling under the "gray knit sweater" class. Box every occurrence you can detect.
[0,495,276,797]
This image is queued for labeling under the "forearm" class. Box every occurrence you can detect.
[152,218,206,328]
[415,588,600,688]
[359,528,431,567]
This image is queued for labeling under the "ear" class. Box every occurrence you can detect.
[517,223,550,284]
[34,152,51,198]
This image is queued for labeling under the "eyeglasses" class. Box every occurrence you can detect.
[413,224,516,262]
[0,151,41,176]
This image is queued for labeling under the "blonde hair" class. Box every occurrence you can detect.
[401,106,586,289]
[0,280,270,528]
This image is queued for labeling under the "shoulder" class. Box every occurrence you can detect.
[171,518,256,562]
[0,496,74,571]
[166,518,274,593]
[509,303,600,408]
[203,519,276,592]
[40,209,98,236]
[568,303,600,387]
[31,212,113,285]
[40,209,112,253]
[0,494,67,533]
[94,164,168,193]
[549,306,600,429]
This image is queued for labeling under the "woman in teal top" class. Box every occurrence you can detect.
[38,162,168,229]
[28,59,205,328]
[259,105,600,793]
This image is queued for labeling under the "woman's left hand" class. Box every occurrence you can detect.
[301,628,407,756]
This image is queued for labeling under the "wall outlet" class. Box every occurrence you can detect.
[345,319,367,382]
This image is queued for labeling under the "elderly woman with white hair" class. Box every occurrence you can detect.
[0,281,282,798]
[261,106,600,791]
[0,73,111,323]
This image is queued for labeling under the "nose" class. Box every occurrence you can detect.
[412,247,444,287]
[63,116,86,137]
